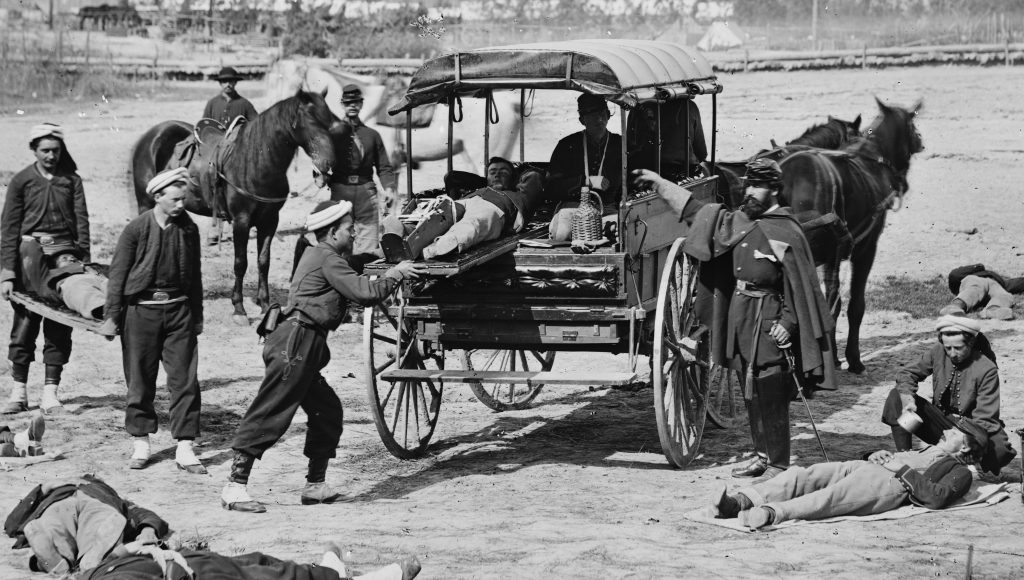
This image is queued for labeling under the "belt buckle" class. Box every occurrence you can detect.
[735,280,748,291]
[152,291,170,301]
[38,235,55,246]
[346,175,359,184]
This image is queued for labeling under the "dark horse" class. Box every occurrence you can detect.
[714,115,862,207]
[781,98,924,374]
[130,89,337,324]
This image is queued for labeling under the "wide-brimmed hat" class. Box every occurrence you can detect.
[744,158,783,187]
[577,94,608,116]
[341,84,364,103]
[214,66,243,82]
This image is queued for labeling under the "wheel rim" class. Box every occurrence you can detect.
[363,302,442,459]
[460,349,555,411]
[652,238,709,468]
[706,363,743,429]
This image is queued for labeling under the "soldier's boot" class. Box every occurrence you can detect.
[756,372,794,482]
[221,450,266,513]
[732,388,769,478]
[403,202,458,261]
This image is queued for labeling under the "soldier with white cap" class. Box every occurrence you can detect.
[222,200,424,513]
[105,167,207,474]
[1,123,90,415]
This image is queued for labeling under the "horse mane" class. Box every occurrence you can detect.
[227,95,305,187]
[786,118,854,149]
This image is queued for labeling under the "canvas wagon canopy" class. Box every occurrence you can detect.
[388,39,721,115]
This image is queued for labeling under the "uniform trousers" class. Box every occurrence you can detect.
[329,181,382,258]
[738,460,909,524]
[957,274,1013,312]
[423,197,506,257]
[8,239,74,369]
[231,319,343,460]
[121,301,200,439]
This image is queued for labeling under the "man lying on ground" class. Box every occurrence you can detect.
[5,474,422,579]
[380,157,544,261]
[0,413,45,457]
[941,263,1024,320]
[881,314,1016,475]
[708,416,988,529]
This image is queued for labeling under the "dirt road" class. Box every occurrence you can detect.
[1,65,1022,579]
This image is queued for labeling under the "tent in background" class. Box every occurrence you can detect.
[697,21,744,51]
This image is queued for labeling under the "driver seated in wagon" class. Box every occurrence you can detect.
[379,157,544,262]
[546,94,623,242]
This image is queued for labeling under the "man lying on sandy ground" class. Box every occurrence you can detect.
[707,417,988,530]
[4,474,421,579]
[941,263,1024,320]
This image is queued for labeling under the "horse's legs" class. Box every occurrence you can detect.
[254,213,279,314]
[819,257,843,368]
[845,240,879,375]
[231,216,252,325]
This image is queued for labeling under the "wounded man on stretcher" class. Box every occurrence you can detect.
[19,239,107,321]
[379,157,544,262]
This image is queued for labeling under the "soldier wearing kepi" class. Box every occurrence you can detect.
[222,200,424,513]
[105,167,206,474]
[328,84,398,270]
[1,123,90,415]
[633,159,836,480]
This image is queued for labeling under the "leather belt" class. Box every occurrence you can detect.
[286,310,326,334]
[334,175,373,185]
[135,289,186,303]
[22,233,73,246]
[735,280,781,297]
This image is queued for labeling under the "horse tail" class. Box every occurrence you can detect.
[129,120,193,216]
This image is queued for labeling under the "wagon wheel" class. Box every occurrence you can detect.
[363,301,443,459]
[652,238,710,468]
[459,349,556,411]
[706,363,744,429]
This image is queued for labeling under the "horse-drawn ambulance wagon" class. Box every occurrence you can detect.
[362,39,742,468]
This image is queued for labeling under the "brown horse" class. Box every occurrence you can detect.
[781,98,924,374]
[130,89,337,323]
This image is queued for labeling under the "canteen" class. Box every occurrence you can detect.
[570,187,604,243]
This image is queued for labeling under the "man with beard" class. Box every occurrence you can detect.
[222,201,424,513]
[105,168,206,474]
[882,314,1016,475]
[633,158,835,480]
[1,123,91,415]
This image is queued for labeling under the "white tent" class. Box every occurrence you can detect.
[697,21,744,51]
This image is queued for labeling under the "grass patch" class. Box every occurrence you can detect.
[864,274,951,319]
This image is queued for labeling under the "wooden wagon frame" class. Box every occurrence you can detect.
[362,39,743,468]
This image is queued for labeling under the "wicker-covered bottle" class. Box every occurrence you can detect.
[571,187,604,242]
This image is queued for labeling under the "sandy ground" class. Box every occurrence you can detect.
[0,65,1023,579]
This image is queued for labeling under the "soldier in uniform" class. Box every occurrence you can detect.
[221,200,424,513]
[328,84,399,271]
[1,123,91,415]
[633,159,836,480]
[105,167,206,474]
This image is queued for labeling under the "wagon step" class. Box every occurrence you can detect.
[379,369,638,386]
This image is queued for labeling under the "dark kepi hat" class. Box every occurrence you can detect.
[744,158,783,187]
[577,93,608,115]
[341,84,364,103]
[214,66,243,82]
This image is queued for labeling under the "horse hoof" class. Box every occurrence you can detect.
[232,314,250,326]
[846,361,866,374]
